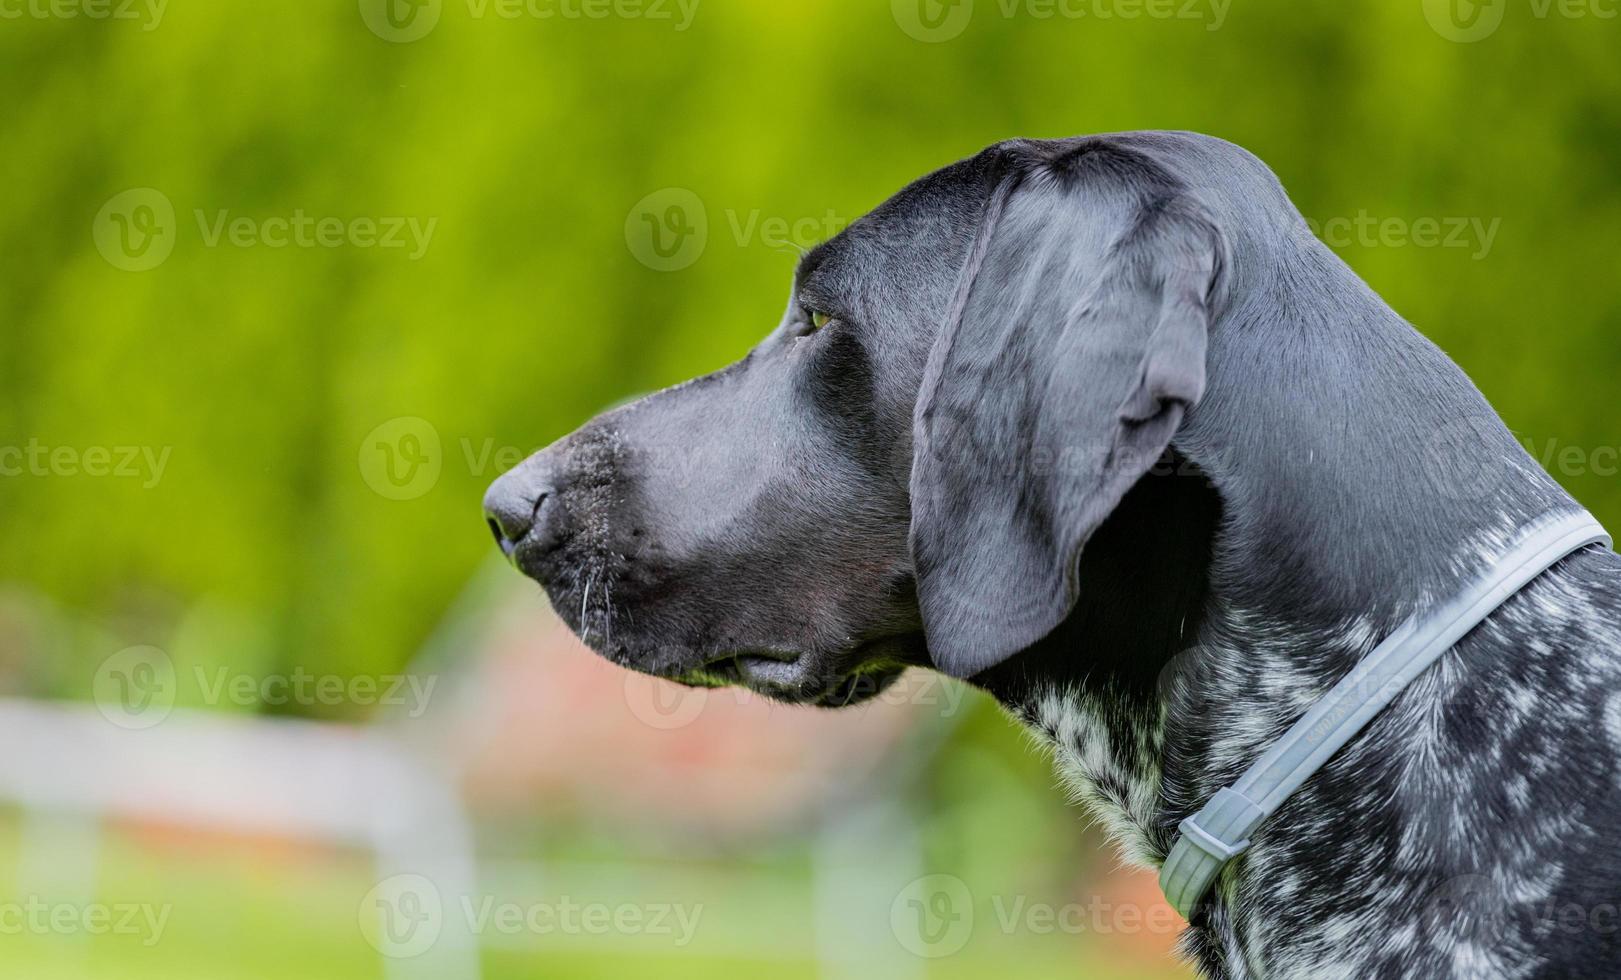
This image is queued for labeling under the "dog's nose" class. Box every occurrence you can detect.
[483,460,563,560]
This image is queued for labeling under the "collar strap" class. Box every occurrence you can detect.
[1160,510,1612,918]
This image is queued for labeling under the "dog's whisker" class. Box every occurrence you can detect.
[580,570,596,644]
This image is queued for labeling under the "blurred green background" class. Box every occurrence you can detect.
[1,0,1619,977]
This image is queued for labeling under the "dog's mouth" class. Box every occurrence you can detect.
[521,533,923,709]
[677,653,908,708]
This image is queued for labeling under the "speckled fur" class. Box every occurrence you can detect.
[1007,534,1621,979]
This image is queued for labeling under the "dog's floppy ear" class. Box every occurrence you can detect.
[910,144,1223,678]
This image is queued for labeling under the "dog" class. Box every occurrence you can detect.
[483,132,1621,978]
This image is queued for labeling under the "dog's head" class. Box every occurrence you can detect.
[484,134,1240,704]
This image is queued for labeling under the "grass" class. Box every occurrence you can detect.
[0,813,1191,979]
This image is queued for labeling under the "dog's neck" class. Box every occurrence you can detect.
[973,464,1587,977]
[970,256,1588,975]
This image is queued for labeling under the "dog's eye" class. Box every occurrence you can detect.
[793,306,834,339]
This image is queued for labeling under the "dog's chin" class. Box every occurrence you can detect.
[532,572,919,708]
[683,655,907,708]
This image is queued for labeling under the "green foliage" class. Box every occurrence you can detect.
[2,1,1619,703]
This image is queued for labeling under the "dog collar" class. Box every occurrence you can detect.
[1160,510,1612,918]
